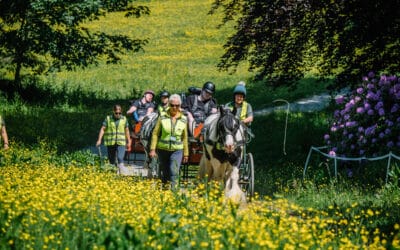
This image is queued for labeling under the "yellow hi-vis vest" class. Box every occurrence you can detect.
[157,114,187,151]
[104,115,127,146]
[227,101,248,121]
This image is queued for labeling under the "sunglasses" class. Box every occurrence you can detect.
[169,104,180,108]
[114,112,121,115]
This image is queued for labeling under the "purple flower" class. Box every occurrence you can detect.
[344,114,350,120]
[359,149,365,155]
[385,128,391,135]
[378,108,385,116]
[394,84,400,92]
[336,96,345,104]
[324,134,330,140]
[368,72,375,78]
[345,121,357,127]
[387,141,394,147]
[391,104,399,113]
[356,88,364,94]
[364,102,371,110]
[372,138,377,143]
[367,109,374,116]
[356,107,365,114]
[375,101,384,109]
[386,120,394,127]
[379,132,385,138]
[365,125,376,136]
[348,133,354,139]
[366,91,375,100]
[334,110,340,117]
[367,83,375,89]
[358,127,364,133]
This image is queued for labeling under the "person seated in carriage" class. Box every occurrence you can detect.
[126,89,156,135]
[225,81,253,126]
[181,81,218,139]
[157,90,170,116]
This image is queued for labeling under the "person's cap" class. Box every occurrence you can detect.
[144,89,155,97]
[159,90,170,98]
[202,81,215,94]
[233,81,246,97]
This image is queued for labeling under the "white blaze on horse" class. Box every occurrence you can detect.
[199,106,247,203]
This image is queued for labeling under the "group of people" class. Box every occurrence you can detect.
[96,81,253,188]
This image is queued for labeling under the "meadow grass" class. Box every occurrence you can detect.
[0,144,399,249]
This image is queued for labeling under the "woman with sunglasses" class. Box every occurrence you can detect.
[149,94,189,189]
[96,105,131,166]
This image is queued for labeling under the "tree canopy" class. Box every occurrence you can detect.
[211,0,400,89]
[0,0,149,86]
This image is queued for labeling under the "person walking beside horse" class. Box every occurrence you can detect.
[0,114,9,150]
[149,94,189,189]
[96,105,131,166]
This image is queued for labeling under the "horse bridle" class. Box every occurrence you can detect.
[216,112,242,149]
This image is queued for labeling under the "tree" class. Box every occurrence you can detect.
[0,0,149,89]
[210,0,400,89]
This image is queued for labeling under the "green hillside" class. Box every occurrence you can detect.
[50,0,252,102]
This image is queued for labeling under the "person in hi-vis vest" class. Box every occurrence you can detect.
[0,115,9,150]
[96,105,131,166]
[225,81,253,125]
[149,94,189,188]
[157,90,170,116]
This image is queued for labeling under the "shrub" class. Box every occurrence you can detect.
[324,72,400,157]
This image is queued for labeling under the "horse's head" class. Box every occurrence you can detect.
[217,106,241,153]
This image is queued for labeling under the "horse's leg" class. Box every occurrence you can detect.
[210,159,227,181]
[198,155,213,181]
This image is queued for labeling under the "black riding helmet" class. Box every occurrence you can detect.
[159,90,170,98]
[202,81,215,94]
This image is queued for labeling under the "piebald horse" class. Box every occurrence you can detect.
[199,106,247,203]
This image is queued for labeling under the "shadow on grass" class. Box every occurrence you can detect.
[0,78,137,152]
[248,111,329,196]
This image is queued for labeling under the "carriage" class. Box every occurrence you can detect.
[123,94,255,199]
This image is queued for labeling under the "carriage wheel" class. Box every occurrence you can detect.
[240,153,255,198]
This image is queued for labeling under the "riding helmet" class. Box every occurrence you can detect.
[202,81,215,94]
[144,89,155,97]
[233,81,246,97]
[159,90,170,98]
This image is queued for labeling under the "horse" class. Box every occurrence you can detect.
[199,106,247,203]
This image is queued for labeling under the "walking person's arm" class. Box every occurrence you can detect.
[1,126,9,150]
[149,118,161,158]
[124,126,131,151]
[96,126,106,147]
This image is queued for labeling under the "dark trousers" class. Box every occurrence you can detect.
[107,145,126,165]
[157,149,183,188]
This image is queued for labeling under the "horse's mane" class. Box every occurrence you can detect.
[203,112,220,142]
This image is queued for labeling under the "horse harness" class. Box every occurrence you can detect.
[204,112,246,163]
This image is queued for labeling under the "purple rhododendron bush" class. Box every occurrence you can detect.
[325,72,400,158]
